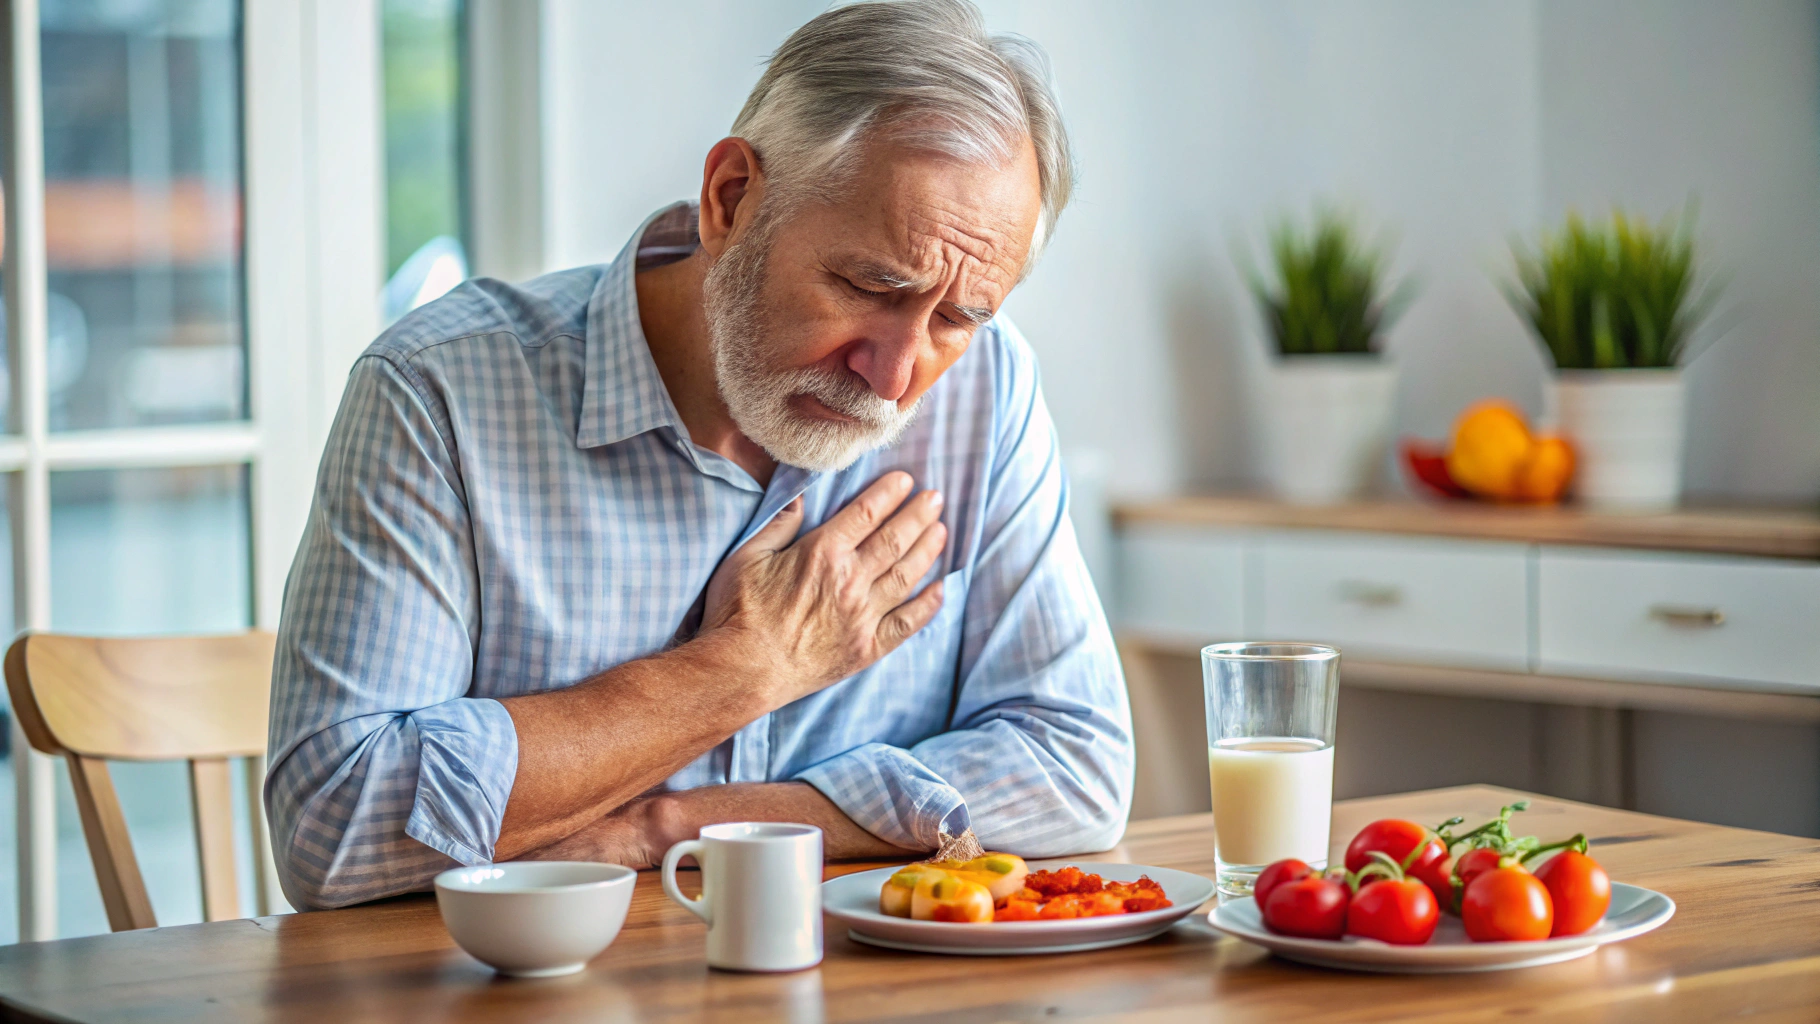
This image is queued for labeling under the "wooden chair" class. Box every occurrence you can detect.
[4,631,279,931]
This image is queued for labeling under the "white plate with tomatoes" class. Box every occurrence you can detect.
[1210,881,1674,973]
[824,861,1217,955]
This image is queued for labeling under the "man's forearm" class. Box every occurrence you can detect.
[521,781,923,868]
[494,629,771,860]
[654,782,923,860]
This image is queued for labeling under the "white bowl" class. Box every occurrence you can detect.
[434,861,636,977]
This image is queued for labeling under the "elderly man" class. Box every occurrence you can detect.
[266,0,1131,908]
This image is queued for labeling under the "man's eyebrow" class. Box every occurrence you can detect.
[951,303,994,326]
[837,256,996,325]
[842,257,926,289]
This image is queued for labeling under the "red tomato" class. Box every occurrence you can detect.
[1254,859,1313,910]
[1345,878,1439,945]
[1345,820,1448,876]
[1454,848,1505,889]
[1533,851,1611,937]
[1462,866,1554,941]
[1409,855,1456,914]
[1262,875,1350,940]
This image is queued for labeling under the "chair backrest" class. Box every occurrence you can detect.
[4,631,278,931]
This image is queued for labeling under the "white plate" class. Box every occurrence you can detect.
[1208,881,1675,973]
[823,861,1216,956]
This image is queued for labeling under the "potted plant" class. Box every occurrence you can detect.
[1248,208,1410,505]
[1505,208,1723,510]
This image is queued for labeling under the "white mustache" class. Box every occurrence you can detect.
[784,366,920,430]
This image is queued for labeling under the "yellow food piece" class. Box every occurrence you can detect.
[959,854,1029,901]
[910,872,994,924]
[1446,402,1535,500]
[880,865,942,918]
[881,852,1030,918]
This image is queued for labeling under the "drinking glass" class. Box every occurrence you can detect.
[1202,642,1340,897]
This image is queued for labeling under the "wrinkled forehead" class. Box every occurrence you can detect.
[814,141,1042,298]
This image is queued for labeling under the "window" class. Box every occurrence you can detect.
[2,0,393,941]
[381,0,467,322]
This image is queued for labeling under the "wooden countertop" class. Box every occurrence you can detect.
[4,785,1817,1022]
[1114,494,1820,560]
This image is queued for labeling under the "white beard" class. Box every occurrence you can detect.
[703,215,922,473]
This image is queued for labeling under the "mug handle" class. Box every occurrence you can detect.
[661,839,711,925]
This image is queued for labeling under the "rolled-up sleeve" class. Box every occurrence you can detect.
[799,322,1135,855]
[265,354,517,910]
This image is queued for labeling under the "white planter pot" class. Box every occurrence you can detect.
[1553,369,1686,512]
[1262,357,1398,505]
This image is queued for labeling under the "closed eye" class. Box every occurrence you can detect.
[842,276,892,298]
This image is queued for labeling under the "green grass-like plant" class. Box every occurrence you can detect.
[1506,208,1722,370]
[1249,209,1408,357]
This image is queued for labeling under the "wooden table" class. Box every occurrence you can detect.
[5,786,1818,1023]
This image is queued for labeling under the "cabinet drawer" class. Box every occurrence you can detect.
[1117,526,1245,644]
[1257,532,1530,669]
[1537,548,1820,690]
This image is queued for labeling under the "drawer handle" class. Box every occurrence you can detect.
[1337,581,1403,607]
[1648,605,1726,628]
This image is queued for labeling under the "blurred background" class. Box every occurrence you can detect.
[1,0,1816,942]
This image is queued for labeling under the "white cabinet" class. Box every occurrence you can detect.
[1117,525,1246,645]
[1256,532,1531,670]
[1115,519,1820,692]
[1537,547,1820,691]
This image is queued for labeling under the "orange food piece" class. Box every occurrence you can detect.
[1105,875,1174,913]
[1445,402,1534,499]
[993,899,1042,922]
[1514,435,1575,503]
[1023,867,1104,898]
[1443,401,1575,504]
[1037,892,1127,919]
[989,869,1172,921]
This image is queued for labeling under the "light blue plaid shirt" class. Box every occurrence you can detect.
[266,204,1133,909]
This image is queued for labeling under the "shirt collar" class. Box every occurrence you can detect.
[576,203,694,450]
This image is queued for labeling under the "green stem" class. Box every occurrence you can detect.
[1519,833,1588,865]
[1428,816,1467,853]
[1348,849,1407,893]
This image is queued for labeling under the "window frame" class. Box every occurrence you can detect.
[1,0,384,940]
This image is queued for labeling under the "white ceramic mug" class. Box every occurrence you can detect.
[661,822,823,972]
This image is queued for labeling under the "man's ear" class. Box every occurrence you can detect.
[698,137,766,259]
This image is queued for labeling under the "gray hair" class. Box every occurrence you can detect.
[731,0,1074,263]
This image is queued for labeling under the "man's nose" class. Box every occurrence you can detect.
[845,322,924,404]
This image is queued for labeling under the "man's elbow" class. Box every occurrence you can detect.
[1044,799,1130,857]
[274,832,371,911]
[1075,802,1131,853]
[988,777,1132,859]
[270,810,443,911]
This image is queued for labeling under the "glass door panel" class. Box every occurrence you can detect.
[40,465,252,938]
[49,465,249,633]
[36,0,245,430]
[381,0,467,320]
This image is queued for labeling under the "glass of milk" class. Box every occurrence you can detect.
[1202,642,1340,897]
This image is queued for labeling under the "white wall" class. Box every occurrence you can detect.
[538,0,1820,503]
[1536,1,1820,501]
[540,0,828,269]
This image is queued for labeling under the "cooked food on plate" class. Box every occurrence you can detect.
[878,847,1173,925]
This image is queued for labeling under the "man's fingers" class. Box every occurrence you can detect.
[734,497,805,561]
[854,488,943,572]
[871,520,947,607]
[877,576,945,650]
[815,472,914,550]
